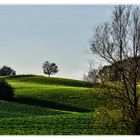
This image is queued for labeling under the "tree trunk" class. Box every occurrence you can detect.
[134,80,137,112]
[129,121,140,135]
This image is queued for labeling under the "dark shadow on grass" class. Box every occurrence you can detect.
[11,97,91,112]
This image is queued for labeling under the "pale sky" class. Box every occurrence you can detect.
[0,5,113,80]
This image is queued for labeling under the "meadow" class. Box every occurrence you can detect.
[0,75,126,135]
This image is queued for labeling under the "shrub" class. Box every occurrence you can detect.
[0,80,14,100]
[93,107,127,134]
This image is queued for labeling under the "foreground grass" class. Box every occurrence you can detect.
[0,100,69,118]
[0,102,124,135]
[0,112,93,135]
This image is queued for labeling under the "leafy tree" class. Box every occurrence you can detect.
[98,57,140,82]
[0,65,16,76]
[98,64,119,82]
[42,61,58,77]
[90,5,140,134]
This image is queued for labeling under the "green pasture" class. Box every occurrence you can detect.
[0,75,126,135]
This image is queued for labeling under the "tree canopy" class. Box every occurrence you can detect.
[0,65,16,76]
[42,61,58,77]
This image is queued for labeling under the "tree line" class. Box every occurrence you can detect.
[0,61,59,77]
[84,56,140,83]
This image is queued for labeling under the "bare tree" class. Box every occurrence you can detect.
[42,61,58,77]
[90,5,140,134]
[83,60,100,82]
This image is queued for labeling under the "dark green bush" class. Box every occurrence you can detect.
[0,80,14,100]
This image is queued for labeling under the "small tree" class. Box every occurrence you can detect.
[83,61,100,82]
[0,65,16,76]
[42,61,58,77]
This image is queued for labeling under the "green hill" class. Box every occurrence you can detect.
[0,75,124,135]
[4,75,103,112]
[6,75,93,87]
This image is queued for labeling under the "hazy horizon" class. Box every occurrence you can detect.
[0,5,113,80]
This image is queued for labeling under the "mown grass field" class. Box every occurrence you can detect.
[0,75,126,135]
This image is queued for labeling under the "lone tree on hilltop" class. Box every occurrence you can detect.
[42,61,58,77]
[90,5,140,134]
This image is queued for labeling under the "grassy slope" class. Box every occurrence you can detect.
[5,75,104,111]
[0,75,94,134]
[0,100,69,118]
[0,75,122,135]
